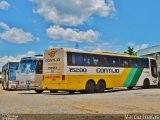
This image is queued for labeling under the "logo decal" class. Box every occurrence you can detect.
[153,80,157,83]
[48,50,57,58]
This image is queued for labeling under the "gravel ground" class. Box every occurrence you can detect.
[0,84,160,119]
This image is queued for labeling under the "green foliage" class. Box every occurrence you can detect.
[124,46,137,56]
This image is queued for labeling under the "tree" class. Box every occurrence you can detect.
[124,46,137,56]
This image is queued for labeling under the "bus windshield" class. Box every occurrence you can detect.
[18,60,37,73]
[9,69,17,81]
[9,63,19,69]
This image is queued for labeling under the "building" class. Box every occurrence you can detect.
[137,45,160,76]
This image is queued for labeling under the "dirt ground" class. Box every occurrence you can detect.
[0,84,160,119]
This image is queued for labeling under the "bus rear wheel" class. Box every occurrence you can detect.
[85,81,95,93]
[95,81,106,93]
[50,90,58,93]
[69,90,75,94]
[35,90,43,94]
[143,79,150,89]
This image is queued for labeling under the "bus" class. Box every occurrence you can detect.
[16,55,44,93]
[2,61,19,90]
[43,48,158,94]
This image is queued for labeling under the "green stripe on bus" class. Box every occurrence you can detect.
[124,68,137,87]
[124,68,143,87]
[129,68,143,87]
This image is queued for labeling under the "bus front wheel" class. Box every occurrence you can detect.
[85,80,95,93]
[2,82,8,90]
[127,87,133,90]
[2,82,5,90]
[35,90,43,94]
[143,79,150,89]
[95,81,106,93]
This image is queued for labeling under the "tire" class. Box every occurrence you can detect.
[2,82,8,90]
[85,81,95,93]
[127,87,133,90]
[50,90,58,93]
[143,79,150,89]
[35,90,44,94]
[79,90,85,94]
[69,90,75,94]
[95,81,106,93]
[158,80,160,88]
[2,82,5,90]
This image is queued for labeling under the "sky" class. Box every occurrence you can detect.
[0,0,160,70]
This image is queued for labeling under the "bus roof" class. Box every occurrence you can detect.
[48,48,154,59]
[21,55,43,60]
[6,60,20,63]
[2,61,19,71]
[50,48,136,58]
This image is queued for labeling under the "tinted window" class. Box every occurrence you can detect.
[75,54,83,65]
[67,52,150,68]
[9,70,16,81]
[140,58,149,68]
[108,56,119,67]
[36,60,43,74]
[99,56,108,66]
[130,58,139,67]
[83,55,92,66]
[18,60,37,73]
[9,63,19,70]
[119,57,129,67]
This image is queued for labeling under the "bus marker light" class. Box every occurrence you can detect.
[62,75,65,80]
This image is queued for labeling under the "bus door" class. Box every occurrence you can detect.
[150,59,157,78]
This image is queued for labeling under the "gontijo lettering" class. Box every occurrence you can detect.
[96,68,120,73]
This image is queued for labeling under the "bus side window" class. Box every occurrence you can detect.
[67,53,76,65]
[36,60,43,74]
[84,55,92,66]
[140,58,149,68]
[130,58,138,68]
[75,54,83,65]
[108,56,119,67]
[92,55,99,66]
[99,57,108,66]
[119,57,129,67]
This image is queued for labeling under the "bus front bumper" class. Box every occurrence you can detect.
[16,85,36,90]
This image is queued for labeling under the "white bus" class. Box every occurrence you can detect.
[2,61,19,90]
[42,48,158,94]
[16,55,44,93]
